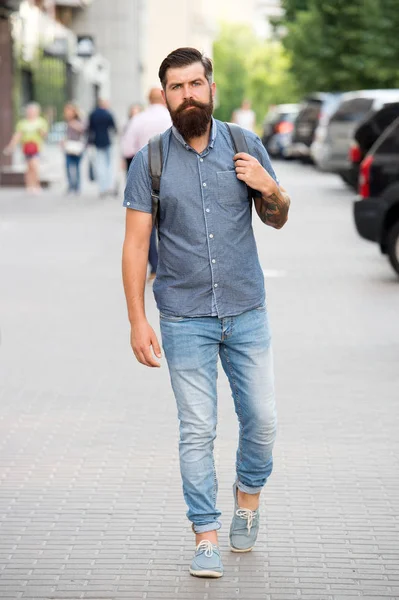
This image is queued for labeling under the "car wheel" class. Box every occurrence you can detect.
[387,220,399,276]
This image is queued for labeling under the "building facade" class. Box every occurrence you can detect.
[70,0,143,127]
[142,0,215,96]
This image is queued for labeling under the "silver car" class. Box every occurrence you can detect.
[312,89,399,181]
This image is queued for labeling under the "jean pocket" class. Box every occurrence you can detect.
[159,313,185,322]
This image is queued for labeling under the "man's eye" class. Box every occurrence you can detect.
[173,84,181,90]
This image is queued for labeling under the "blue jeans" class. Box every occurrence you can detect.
[160,305,277,533]
[95,146,113,194]
[65,153,82,192]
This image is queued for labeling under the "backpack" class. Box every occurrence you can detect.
[148,122,253,228]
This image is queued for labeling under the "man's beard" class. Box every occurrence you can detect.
[167,92,213,140]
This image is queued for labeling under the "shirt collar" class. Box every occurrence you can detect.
[172,117,217,152]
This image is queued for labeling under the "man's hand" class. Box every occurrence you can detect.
[234,152,276,195]
[234,152,290,229]
[130,320,162,367]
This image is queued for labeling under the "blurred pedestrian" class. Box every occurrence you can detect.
[88,99,117,197]
[62,103,86,195]
[121,104,142,173]
[122,48,291,578]
[232,99,256,132]
[3,102,48,194]
[122,88,172,281]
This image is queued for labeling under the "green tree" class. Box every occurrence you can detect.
[281,0,399,94]
[362,0,399,88]
[213,23,300,127]
[213,23,253,123]
[247,42,299,124]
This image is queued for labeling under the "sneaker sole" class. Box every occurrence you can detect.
[229,544,254,553]
[189,568,223,578]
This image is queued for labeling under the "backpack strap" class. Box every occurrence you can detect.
[226,122,249,154]
[148,133,163,228]
[225,122,254,203]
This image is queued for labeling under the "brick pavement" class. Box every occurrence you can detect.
[0,162,398,599]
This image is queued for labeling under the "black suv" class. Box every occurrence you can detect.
[354,117,399,275]
[348,102,399,190]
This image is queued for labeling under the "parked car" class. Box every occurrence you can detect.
[261,103,299,158]
[315,89,399,184]
[348,102,399,190]
[287,93,341,161]
[310,94,343,165]
[354,116,399,276]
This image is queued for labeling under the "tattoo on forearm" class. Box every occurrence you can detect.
[258,191,290,229]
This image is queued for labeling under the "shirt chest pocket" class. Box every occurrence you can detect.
[217,170,249,205]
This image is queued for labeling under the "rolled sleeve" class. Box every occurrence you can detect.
[123,148,153,213]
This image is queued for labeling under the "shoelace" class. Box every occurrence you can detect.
[236,508,256,534]
[196,539,214,557]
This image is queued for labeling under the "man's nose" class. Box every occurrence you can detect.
[182,85,193,98]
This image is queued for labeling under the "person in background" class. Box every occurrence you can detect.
[121,103,143,173]
[122,88,172,282]
[232,99,256,132]
[88,99,117,197]
[3,102,48,194]
[62,103,86,195]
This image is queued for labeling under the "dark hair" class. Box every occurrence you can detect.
[158,47,213,89]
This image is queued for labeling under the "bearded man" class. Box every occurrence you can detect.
[122,47,290,578]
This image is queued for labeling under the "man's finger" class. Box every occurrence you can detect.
[141,345,161,367]
[233,152,251,162]
[137,349,156,368]
[151,334,162,359]
[234,159,252,168]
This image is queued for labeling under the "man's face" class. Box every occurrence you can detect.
[162,62,216,139]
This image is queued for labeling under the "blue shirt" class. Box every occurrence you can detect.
[123,118,279,318]
[88,108,116,148]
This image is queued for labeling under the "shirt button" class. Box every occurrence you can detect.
[200,158,204,162]
[212,259,216,264]
[127,202,130,206]
[214,283,218,288]
[203,182,207,187]
[206,208,210,213]
[209,234,214,239]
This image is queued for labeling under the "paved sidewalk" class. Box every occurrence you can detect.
[0,162,398,599]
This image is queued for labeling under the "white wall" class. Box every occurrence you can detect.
[142,0,215,98]
[71,0,143,127]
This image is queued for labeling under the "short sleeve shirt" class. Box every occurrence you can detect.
[123,118,279,318]
[16,117,48,149]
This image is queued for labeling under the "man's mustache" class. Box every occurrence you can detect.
[176,99,209,114]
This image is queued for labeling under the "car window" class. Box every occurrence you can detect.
[373,117,399,154]
[298,101,321,122]
[330,98,374,123]
[279,112,297,122]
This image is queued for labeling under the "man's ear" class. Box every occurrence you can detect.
[161,89,166,104]
[211,82,216,99]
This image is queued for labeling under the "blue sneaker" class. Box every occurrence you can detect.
[189,540,224,578]
[229,482,260,552]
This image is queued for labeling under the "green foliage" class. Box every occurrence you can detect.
[34,53,67,121]
[281,0,399,94]
[213,23,253,123]
[281,0,309,22]
[213,23,300,126]
[247,42,299,123]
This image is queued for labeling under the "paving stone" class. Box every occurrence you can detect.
[1,164,398,599]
